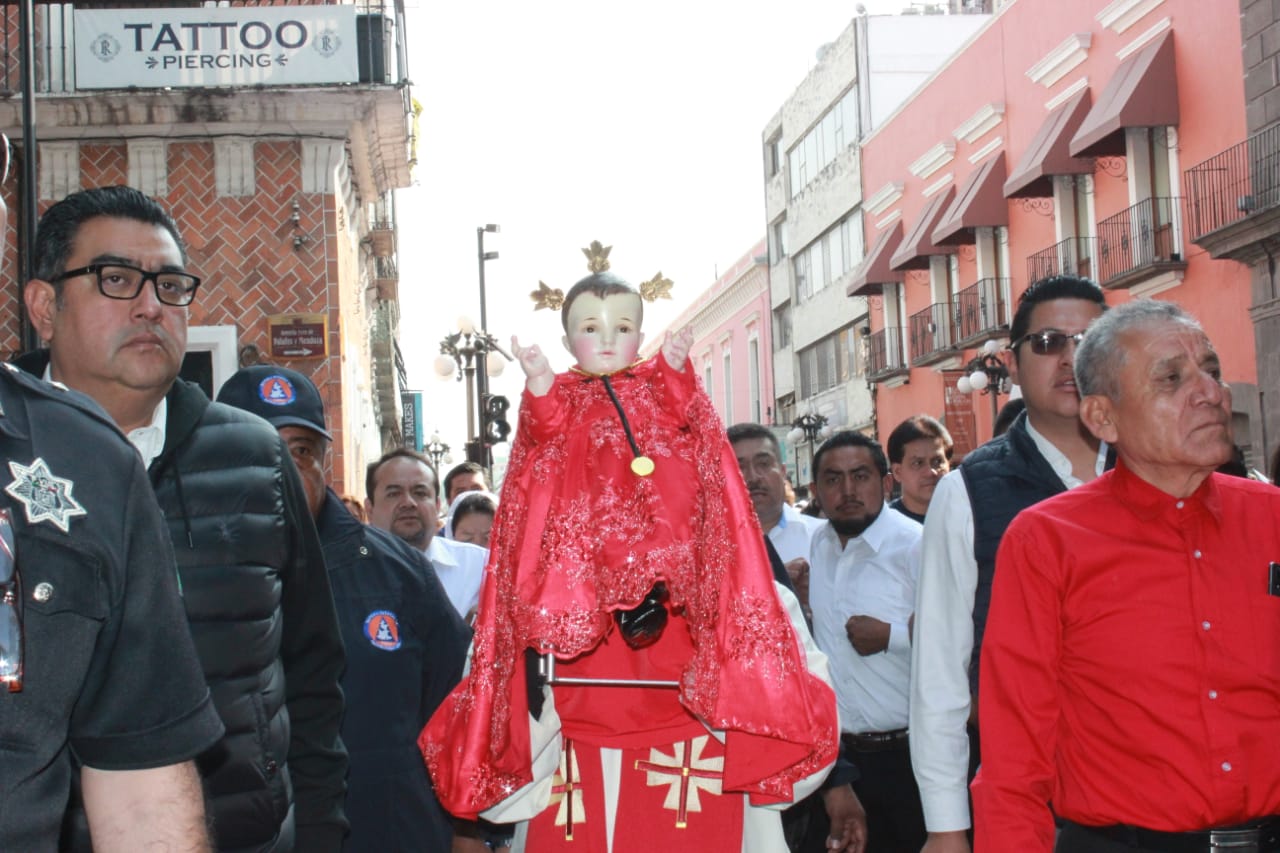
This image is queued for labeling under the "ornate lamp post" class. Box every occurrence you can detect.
[956,339,1011,436]
[433,316,512,471]
[787,412,831,487]
[423,431,451,473]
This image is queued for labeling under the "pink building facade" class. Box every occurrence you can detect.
[652,240,776,428]
[848,0,1262,462]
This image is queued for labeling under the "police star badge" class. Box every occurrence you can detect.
[5,458,87,533]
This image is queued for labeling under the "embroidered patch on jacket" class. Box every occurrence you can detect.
[258,375,297,407]
[5,458,86,533]
[364,610,401,651]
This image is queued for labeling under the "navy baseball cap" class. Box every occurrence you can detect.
[216,365,333,440]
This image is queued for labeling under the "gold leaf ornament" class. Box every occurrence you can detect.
[639,273,674,302]
[582,241,612,273]
[531,280,565,312]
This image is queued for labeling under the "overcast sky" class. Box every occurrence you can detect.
[394,0,910,455]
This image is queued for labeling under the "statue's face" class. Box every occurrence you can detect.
[562,291,644,375]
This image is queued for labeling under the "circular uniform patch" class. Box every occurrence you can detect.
[258,375,297,407]
[363,610,401,651]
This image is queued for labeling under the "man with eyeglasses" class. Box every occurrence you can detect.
[18,186,348,852]
[0,159,224,850]
[908,275,1109,853]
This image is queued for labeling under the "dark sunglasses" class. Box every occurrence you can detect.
[1013,330,1085,356]
[0,509,21,692]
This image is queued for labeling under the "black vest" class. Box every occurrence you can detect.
[959,413,1068,696]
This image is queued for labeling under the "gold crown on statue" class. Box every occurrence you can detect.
[530,241,675,311]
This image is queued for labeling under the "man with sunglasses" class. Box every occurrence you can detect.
[908,275,1109,853]
[19,186,348,852]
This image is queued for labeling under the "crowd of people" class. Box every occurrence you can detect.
[1,184,1277,853]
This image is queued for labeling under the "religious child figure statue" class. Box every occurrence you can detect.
[420,243,839,853]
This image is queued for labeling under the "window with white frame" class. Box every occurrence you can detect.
[787,88,858,199]
[722,350,733,421]
[773,303,792,350]
[748,337,761,423]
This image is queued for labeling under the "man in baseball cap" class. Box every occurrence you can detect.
[217,365,472,852]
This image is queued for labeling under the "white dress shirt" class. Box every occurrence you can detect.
[45,364,167,467]
[909,421,1108,832]
[425,535,488,619]
[767,502,825,563]
[809,507,921,734]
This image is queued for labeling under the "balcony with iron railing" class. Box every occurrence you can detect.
[367,220,396,256]
[1095,196,1186,289]
[371,255,398,300]
[867,326,909,383]
[1183,122,1280,261]
[1025,236,1096,284]
[909,302,955,366]
[953,277,1010,347]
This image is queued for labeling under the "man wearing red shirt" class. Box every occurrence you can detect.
[973,300,1280,852]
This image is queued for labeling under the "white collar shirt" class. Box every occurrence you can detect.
[809,506,921,734]
[44,363,167,468]
[767,502,825,564]
[909,424,1108,832]
[425,535,488,620]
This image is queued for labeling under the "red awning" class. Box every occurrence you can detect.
[1070,30,1178,158]
[1004,90,1094,198]
[846,221,904,297]
[889,186,957,271]
[933,153,1009,245]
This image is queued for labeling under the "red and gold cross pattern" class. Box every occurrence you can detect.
[549,738,585,840]
[633,736,725,828]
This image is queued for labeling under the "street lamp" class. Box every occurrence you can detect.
[477,224,499,334]
[474,224,501,460]
[433,316,512,471]
[787,412,831,487]
[423,431,452,473]
[956,339,1010,435]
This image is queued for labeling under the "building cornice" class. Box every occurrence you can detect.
[1046,76,1090,110]
[968,136,1003,164]
[909,141,956,180]
[953,103,1005,144]
[865,182,904,216]
[1115,17,1172,60]
[923,173,954,197]
[1026,33,1092,88]
[1097,0,1165,34]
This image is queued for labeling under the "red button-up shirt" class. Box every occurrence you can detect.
[972,462,1280,851]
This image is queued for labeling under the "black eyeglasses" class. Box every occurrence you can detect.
[1013,330,1085,356]
[52,263,201,307]
[0,509,21,693]
[0,134,10,186]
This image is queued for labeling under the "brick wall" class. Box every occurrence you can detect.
[1242,0,1280,133]
[0,138,354,494]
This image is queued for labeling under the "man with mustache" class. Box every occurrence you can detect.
[0,152,222,851]
[364,448,488,622]
[728,422,824,608]
[973,300,1280,851]
[808,431,925,853]
[909,275,1108,853]
[20,186,348,851]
